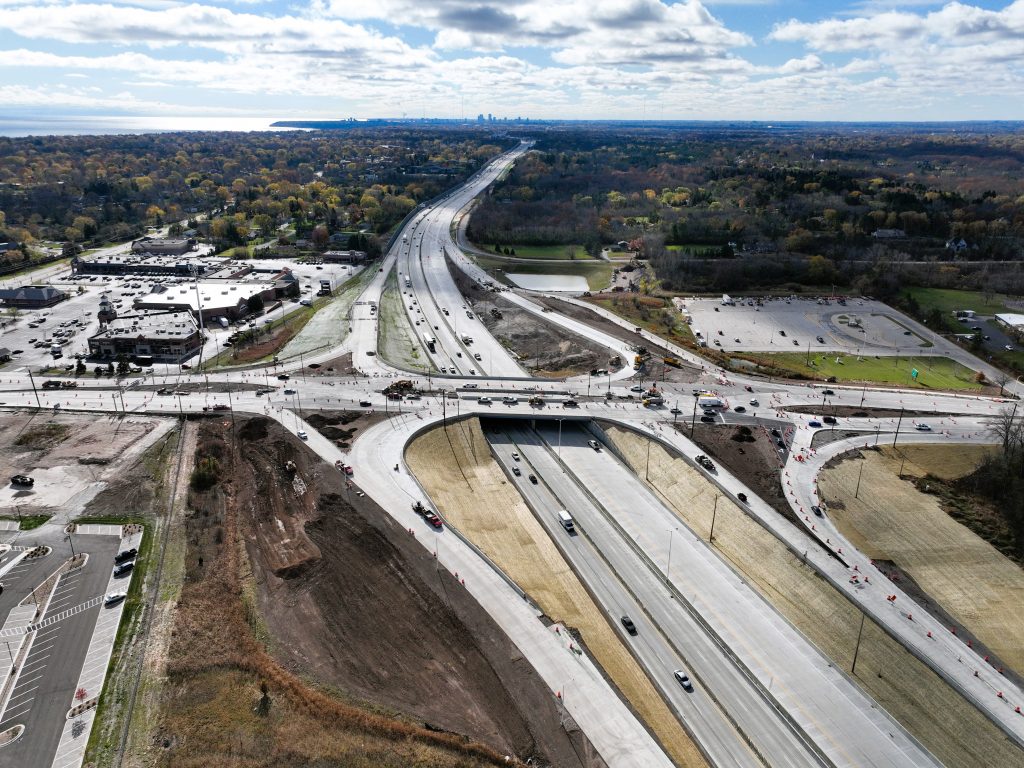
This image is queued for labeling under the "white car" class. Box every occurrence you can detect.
[104,591,127,606]
[673,669,693,691]
[297,430,308,440]
[749,398,759,406]
[630,385,643,392]
[914,423,932,432]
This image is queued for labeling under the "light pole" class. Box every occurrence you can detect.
[665,529,674,583]
[25,367,41,409]
[893,406,904,448]
[690,394,699,437]
[854,456,867,498]
[557,418,563,457]
[851,612,867,675]
[709,494,721,542]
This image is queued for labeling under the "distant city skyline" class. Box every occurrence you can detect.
[0,0,1021,124]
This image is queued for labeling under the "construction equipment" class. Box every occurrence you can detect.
[663,357,681,368]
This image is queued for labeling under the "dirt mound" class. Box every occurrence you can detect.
[237,416,270,442]
[303,410,367,448]
[232,417,598,766]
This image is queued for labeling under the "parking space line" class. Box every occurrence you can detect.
[21,656,50,672]
[8,687,36,703]
[12,672,43,689]
[27,641,57,657]
[0,703,33,723]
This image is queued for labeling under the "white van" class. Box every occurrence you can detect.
[557,510,575,532]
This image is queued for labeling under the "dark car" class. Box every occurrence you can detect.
[359,400,372,407]
[771,428,781,437]
[822,389,835,395]
[114,548,138,563]
[113,562,134,577]
[776,438,786,448]
[277,374,290,381]
[10,475,34,487]
[737,492,748,503]
[823,415,837,424]
[529,474,538,484]
[620,616,638,635]
[812,505,823,517]
[700,415,715,423]
[734,406,746,413]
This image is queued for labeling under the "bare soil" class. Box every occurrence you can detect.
[786,405,959,419]
[604,426,1024,768]
[534,297,702,384]
[448,256,609,378]
[299,409,388,452]
[0,411,170,521]
[207,416,597,766]
[670,420,796,525]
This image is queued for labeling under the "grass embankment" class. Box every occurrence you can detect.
[478,244,592,260]
[406,418,707,768]
[0,514,51,530]
[117,426,508,768]
[203,304,317,369]
[605,426,1023,768]
[731,351,981,390]
[904,287,1017,318]
[377,271,433,372]
[587,294,695,348]
[819,448,1024,676]
[471,254,613,291]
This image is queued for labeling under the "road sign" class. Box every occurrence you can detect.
[911,368,919,379]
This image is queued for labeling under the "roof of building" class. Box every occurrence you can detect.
[134,280,268,312]
[0,285,67,302]
[91,312,198,341]
[76,252,226,270]
[996,313,1024,328]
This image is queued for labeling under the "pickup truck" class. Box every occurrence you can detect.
[694,454,716,471]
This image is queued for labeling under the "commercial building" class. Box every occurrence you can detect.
[132,279,283,323]
[995,313,1024,338]
[322,250,368,264]
[0,284,69,309]
[72,253,225,277]
[130,237,195,256]
[88,312,201,363]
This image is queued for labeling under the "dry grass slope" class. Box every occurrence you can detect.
[819,448,1024,677]
[406,417,707,768]
[605,426,1024,768]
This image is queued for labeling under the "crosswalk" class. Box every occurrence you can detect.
[0,597,103,639]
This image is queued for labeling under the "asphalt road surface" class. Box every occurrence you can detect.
[0,535,119,768]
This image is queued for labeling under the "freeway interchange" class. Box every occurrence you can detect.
[1,144,1023,768]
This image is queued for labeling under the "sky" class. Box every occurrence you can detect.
[0,0,1022,123]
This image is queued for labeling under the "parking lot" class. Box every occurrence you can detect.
[0,258,359,372]
[681,296,933,354]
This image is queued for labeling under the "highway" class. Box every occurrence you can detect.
[488,420,940,768]
[3,141,1024,768]
[487,423,805,768]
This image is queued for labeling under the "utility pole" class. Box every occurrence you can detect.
[690,395,699,437]
[893,406,904,447]
[854,456,866,498]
